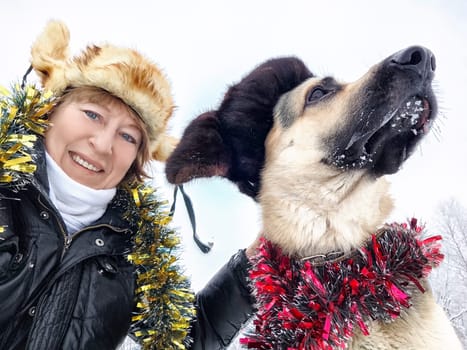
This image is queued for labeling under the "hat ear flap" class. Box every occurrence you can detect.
[165,111,231,184]
[30,20,70,88]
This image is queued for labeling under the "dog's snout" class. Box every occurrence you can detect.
[390,46,436,75]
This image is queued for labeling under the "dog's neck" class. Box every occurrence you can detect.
[259,168,394,257]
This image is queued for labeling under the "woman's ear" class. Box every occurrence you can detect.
[165,111,231,184]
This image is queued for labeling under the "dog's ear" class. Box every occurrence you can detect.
[165,111,231,184]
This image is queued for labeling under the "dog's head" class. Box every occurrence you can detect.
[266,46,436,180]
[166,46,436,198]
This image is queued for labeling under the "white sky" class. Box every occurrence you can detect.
[1,0,466,291]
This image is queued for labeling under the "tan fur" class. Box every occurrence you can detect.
[30,20,176,161]
[258,76,462,349]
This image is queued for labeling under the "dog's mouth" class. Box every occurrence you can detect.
[330,95,434,174]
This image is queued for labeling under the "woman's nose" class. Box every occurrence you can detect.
[89,129,113,154]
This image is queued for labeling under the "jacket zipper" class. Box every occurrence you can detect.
[62,224,130,256]
[37,194,70,259]
[60,223,130,260]
[37,194,129,260]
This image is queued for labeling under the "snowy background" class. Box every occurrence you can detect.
[1,0,466,348]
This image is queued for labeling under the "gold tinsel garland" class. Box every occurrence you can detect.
[123,184,195,349]
[0,83,52,186]
[0,84,196,347]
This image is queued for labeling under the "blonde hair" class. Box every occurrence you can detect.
[49,86,151,183]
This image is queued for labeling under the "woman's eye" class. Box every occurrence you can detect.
[121,133,137,144]
[84,110,99,120]
[306,87,328,105]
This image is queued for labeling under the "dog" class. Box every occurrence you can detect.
[165,47,462,349]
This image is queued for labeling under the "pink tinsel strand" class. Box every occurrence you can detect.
[242,220,444,349]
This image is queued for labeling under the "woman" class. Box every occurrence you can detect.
[0,20,253,349]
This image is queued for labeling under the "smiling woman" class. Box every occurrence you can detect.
[0,19,256,350]
[45,86,148,189]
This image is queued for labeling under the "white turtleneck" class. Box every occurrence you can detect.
[45,152,116,234]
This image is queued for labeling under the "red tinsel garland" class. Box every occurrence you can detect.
[240,218,443,350]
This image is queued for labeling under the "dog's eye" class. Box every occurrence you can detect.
[306,87,328,105]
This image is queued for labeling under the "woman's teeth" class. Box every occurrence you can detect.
[72,155,100,172]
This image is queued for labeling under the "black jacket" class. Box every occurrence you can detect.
[0,141,254,349]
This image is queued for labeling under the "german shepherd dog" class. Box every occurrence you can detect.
[165,47,462,349]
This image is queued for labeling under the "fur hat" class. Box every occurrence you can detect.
[165,57,313,199]
[30,20,176,161]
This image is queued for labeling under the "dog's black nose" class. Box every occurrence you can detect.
[391,46,436,76]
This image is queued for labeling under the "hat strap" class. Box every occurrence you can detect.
[170,185,213,253]
[21,65,33,89]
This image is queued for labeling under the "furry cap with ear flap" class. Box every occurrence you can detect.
[165,57,313,199]
[30,19,177,162]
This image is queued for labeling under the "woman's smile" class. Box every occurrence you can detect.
[70,152,102,172]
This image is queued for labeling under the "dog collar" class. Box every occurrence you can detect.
[240,218,443,349]
[300,250,346,265]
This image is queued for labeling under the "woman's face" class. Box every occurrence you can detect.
[45,98,143,189]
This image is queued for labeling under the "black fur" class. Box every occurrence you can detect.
[165,57,313,199]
